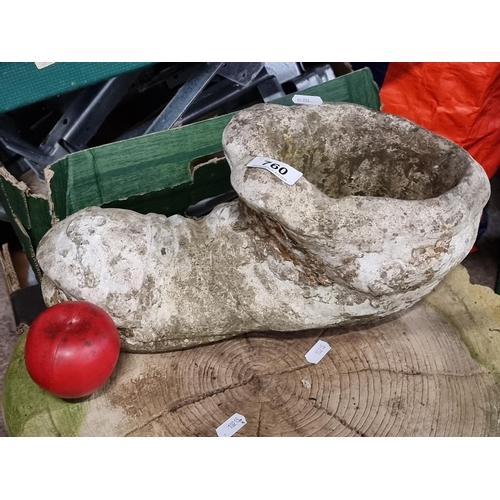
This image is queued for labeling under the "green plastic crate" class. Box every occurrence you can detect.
[0,62,153,113]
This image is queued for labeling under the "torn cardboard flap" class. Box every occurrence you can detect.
[45,113,235,222]
[43,168,58,225]
[0,167,32,230]
[0,242,21,294]
[0,166,50,281]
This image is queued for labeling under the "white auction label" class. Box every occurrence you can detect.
[305,340,331,364]
[292,95,323,105]
[246,156,303,185]
[34,62,56,70]
[216,413,247,437]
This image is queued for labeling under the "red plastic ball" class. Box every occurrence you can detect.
[24,301,121,399]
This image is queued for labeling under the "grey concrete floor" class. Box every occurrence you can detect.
[1,172,499,437]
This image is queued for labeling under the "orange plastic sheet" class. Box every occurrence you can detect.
[380,62,500,179]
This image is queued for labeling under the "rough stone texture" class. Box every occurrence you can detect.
[37,103,490,353]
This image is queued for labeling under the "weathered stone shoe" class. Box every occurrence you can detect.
[37,103,490,352]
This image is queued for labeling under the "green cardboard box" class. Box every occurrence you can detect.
[0,68,380,281]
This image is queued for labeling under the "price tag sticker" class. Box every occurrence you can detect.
[216,413,247,437]
[34,62,56,70]
[305,340,331,364]
[246,156,303,185]
[292,95,323,105]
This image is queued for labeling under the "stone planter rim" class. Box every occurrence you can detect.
[223,102,489,240]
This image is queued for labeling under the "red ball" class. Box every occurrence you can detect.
[24,301,121,399]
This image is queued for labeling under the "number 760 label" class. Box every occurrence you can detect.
[246,156,303,186]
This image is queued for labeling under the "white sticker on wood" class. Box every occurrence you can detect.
[216,413,247,437]
[305,340,331,364]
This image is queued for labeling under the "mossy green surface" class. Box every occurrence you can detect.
[425,265,500,383]
[2,328,87,437]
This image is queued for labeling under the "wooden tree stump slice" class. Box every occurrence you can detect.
[3,265,500,436]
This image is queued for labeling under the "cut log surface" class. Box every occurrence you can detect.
[3,265,500,436]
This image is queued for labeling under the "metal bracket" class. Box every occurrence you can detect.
[174,68,273,127]
[217,63,264,87]
[39,70,140,161]
[294,64,335,91]
[145,62,224,134]
[0,69,141,176]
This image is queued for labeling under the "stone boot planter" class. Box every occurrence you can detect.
[37,103,490,353]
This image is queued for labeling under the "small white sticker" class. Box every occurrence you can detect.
[34,62,56,70]
[305,340,331,364]
[216,413,247,437]
[246,156,303,185]
[292,95,323,105]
